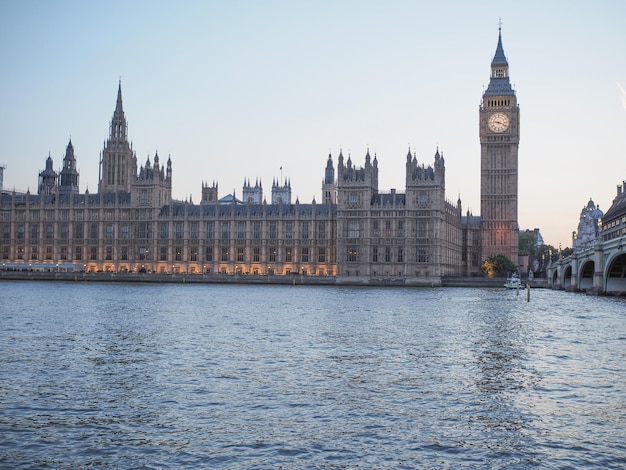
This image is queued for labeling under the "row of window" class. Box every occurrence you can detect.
[1,245,328,264]
[346,220,436,238]
[1,220,329,242]
[8,209,133,222]
[346,246,431,263]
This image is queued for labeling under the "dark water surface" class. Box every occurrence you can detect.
[1,281,625,468]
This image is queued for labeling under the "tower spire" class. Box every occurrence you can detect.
[116,79,123,113]
[485,24,513,95]
[99,82,134,193]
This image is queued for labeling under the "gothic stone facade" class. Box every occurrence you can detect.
[0,30,520,281]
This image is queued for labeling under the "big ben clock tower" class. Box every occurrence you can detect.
[479,25,520,265]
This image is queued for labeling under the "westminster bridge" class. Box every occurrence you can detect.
[547,235,626,295]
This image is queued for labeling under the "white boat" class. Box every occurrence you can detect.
[504,273,522,289]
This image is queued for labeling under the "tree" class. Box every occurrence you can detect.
[519,231,538,259]
[482,254,517,278]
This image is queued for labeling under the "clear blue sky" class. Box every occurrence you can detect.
[1,0,625,249]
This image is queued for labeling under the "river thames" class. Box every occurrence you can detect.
[1,281,625,469]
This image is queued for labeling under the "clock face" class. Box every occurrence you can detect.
[488,112,509,133]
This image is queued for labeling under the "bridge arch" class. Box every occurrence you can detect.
[605,252,626,295]
[579,260,594,291]
[563,265,572,290]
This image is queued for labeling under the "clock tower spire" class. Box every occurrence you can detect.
[479,25,520,266]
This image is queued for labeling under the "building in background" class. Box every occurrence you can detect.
[0,30,521,282]
[479,25,520,264]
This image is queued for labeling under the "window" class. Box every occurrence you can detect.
[253,222,261,240]
[159,247,167,261]
[269,246,277,262]
[105,224,114,240]
[175,222,184,239]
[105,245,113,260]
[384,220,392,238]
[253,246,260,262]
[417,248,430,263]
[46,246,54,260]
[221,246,228,262]
[190,246,198,262]
[75,246,82,261]
[205,246,213,262]
[190,223,199,240]
[385,246,391,262]
[31,225,39,240]
[301,247,309,263]
[372,247,378,262]
[347,246,358,262]
[17,224,24,239]
[237,246,244,262]
[348,221,360,238]
[2,225,9,239]
[89,223,98,240]
[301,222,309,239]
[318,247,326,263]
[90,246,97,261]
[221,222,229,240]
[285,222,293,239]
[397,247,403,263]
[269,222,277,239]
[285,247,293,262]
[139,223,149,240]
[47,224,55,239]
[121,246,129,261]
[160,223,168,239]
[318,222,326,240]
[237,222,245,239]
[206,222,214,239]
[30,246,38,260]
[74,223,83,239]
[175,246,182,261]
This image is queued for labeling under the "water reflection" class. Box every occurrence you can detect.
[0,282,625,468]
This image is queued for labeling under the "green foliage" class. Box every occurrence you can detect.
[518,231,538,257]
[535,244,562,263]
[481,254,517,278]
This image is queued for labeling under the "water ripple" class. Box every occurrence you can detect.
[1,282,625,468]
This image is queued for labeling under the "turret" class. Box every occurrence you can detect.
[322,153,336,204]
[201,181,218,204]
[38,154,58,195]
[58,138,80,195]
[271,177,291,204]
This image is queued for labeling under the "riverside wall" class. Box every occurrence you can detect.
[0,271,548,288]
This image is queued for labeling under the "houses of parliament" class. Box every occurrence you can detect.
[0,29,520,284]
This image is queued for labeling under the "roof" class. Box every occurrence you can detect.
[602,191,626,222]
